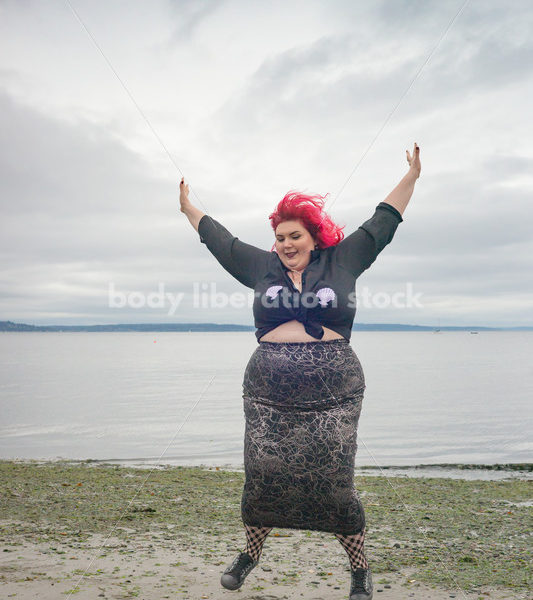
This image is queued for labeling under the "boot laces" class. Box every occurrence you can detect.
[351,568,370,593]
[229,552,254,574]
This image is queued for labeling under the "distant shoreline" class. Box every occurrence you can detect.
[2,319,532,332]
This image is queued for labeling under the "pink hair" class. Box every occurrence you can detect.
[268,190,345,251]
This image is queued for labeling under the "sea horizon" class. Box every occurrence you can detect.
[1,318,532,332]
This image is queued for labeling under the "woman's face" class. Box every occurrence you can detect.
[274,220,316,271]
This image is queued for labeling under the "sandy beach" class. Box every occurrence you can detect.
[0,461,530,599]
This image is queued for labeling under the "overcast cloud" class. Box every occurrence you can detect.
[0,0,532,327]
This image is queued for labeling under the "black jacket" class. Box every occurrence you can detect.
[198,202,403,342]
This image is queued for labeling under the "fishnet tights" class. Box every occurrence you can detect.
[334,530,368,569]
[243,524,368,568]
[244,524,273,561]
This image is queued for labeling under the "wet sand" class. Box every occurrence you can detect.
[0,460,530,599]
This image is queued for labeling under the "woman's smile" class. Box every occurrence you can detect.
[275,219,316,271]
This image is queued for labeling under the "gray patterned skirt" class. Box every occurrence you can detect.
[240,338,367,535]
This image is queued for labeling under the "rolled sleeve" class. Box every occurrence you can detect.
[334,202,403,277]
[198,215,271,289]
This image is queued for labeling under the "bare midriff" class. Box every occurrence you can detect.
[259,320,345,343]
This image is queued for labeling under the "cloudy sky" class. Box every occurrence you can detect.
[0,0,531,328]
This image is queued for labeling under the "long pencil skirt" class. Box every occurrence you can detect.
[240,338,367,535]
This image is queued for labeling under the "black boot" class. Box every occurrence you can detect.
[349,567,373,599]
[220,551,259,590]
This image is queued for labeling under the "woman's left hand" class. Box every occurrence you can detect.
[406,142,421,179]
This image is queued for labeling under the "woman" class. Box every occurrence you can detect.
[179,143,421,600]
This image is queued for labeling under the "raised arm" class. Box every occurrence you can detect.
[334,143,421,277]
[179,177,271,289]
[381,143,421,216]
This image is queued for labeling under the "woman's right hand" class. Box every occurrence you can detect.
[179,177,205,231]
[179,177,190,213]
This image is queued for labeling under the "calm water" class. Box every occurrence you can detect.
[0,331,531,470]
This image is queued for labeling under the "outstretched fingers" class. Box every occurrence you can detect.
[406,142,420,165]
